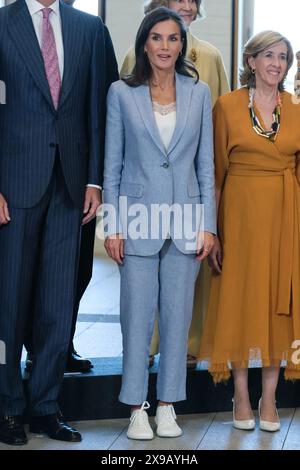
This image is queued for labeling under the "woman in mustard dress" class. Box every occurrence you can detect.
[199,31,300,432]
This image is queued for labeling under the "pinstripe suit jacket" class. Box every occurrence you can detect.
[0,0,118,209]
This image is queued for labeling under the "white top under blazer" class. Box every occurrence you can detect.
[153,101,176,152]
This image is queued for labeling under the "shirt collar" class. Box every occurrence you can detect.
[25,0,60,16]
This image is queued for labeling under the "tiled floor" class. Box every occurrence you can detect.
[0,409,299,450]
[75,255,122,358]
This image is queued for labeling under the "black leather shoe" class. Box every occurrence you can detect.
[29,413,82,442]
[65,350,93,373]
[25,352,34,373]
[0,415,27,446]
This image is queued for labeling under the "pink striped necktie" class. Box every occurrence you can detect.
[41,8,62,109]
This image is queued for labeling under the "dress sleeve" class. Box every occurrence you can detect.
[216,51,231,96]
[213,99,230,192]
[120,46,135,78]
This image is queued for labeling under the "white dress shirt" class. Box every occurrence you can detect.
[25,0,101,190]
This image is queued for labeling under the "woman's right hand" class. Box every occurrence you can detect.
[104,234,124,265]
[0,193,10,226]
[208,236,223,274]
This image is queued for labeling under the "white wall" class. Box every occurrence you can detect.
[106,0,144,67]
[190,0,232,80]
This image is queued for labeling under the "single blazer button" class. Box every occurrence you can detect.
[162,162,170,169]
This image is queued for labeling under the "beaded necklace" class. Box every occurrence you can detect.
[248,87,282,142]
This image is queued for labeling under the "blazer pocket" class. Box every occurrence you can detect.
[187,183,200,197]
[119,182,144,198]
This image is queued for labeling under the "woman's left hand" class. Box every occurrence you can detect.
[196,231,215,262]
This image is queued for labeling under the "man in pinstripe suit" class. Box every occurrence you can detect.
[0,0,117,445]
[24,0,119,376]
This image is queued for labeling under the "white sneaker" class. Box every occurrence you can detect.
[155,405,183,438]
[127,401,154,440]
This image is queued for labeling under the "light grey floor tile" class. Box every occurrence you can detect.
[282,407,299,450]
[88,257,119,287]
[79,282,120,316]
[198,408,295,450]
[0,419,127,451]
[79,258,120,316]
[74,322,123,358]
[110,413,215,451]
[21,348,27,362]
[74,322,95,338]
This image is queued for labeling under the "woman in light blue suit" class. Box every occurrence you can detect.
[103,7,216,440]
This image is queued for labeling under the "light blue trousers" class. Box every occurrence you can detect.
[118,239,201,405]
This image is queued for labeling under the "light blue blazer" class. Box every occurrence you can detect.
[103,72,216,256]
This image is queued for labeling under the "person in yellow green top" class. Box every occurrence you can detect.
[120,0,230,367]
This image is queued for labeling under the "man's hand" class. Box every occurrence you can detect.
[196,231,215,262]
[0,193,10,226]
[104,234,124,265]
[82,187,102,225]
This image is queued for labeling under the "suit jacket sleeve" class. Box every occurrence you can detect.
[103,84,125,237]
[196,85,217,235]
[87,21,119,187]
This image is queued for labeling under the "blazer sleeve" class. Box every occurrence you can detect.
[213,98,229,192]
[103,84,125,237]
[87,21,119,187]
[196,85,217,235]
[120,46,135,78]
[99,25,119,184]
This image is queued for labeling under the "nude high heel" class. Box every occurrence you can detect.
[232,399,255,431]
[258,398,280,432]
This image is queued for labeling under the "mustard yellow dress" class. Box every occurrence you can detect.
[120,31,230,357]
[198,87,300,382]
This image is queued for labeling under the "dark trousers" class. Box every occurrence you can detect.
[25,218,96,356]
[0,157,82,416]
[69,218,96,354]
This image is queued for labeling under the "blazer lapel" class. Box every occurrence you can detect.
[59,2,83,108]
[167,73,193,156]
[131,74,194,157]
[132,85,167,157]
[8,0,54,111]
